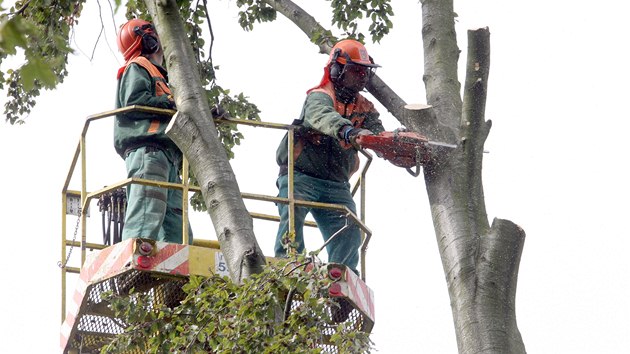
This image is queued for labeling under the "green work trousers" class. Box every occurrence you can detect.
[274,172,361,274]
[121,146,192,244]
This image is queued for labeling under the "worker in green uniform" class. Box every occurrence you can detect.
[114,18,192,244]
[275,39,384,275]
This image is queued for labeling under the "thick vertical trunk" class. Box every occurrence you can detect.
[421,0,527,352]
[142,0,526,351]
[144,0,265,283]
[425,160,526,353]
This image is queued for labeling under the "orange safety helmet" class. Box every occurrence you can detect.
[307,39,380,94]
[328,39,380,67]
[117,19,158,61]
[328,39,379,81]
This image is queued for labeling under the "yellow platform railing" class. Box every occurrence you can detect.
[60,106,373,321]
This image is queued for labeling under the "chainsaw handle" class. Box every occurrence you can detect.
[406,165,421,177]
[406,147,424,177]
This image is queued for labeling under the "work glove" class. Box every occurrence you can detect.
[339,125,373,149]
[166,94,177,109]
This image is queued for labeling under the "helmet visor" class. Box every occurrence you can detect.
[342,62,376,81]
[136,23,155,32]
[134,23,157,37]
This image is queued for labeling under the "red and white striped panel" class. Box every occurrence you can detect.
[60,239,193,352]
[343,268,376,321]
[132,242,189,275]
[60,239,136,351]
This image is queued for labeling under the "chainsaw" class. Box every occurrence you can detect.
[356,130,456,177]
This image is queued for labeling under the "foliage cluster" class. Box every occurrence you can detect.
[101,254,372,353]
[329,0,392,43]
[236,0,277,31]
[0,0,83,124]
[234,0,393,45]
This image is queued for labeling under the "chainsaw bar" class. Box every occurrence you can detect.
[356,131,456,176]
[427,140,457,149]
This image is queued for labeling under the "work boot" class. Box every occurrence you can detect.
[330,297,354,323]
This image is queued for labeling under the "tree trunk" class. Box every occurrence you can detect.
[145,0,526,351]
[144,0,265,283]
[420,0,526,353]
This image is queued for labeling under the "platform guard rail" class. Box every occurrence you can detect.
[60,106,374,322]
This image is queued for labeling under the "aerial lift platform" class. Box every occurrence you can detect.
[59,107,376,353]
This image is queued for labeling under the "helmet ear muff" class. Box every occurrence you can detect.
[134,26,159,54]
[329,48,342,81]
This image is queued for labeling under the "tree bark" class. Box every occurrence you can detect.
[144,0,265,283]
[421,0,527,352]
[254,1,527,352]
[145,0,527,351]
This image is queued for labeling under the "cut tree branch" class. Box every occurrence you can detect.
[461,27,492,235]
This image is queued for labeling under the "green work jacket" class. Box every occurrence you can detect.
[276,90,384,182]
[114,57,179,163]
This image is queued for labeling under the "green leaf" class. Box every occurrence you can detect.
[20,58,57,90]
[0,17,28,54]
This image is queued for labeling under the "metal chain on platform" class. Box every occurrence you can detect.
[58,208,82,269]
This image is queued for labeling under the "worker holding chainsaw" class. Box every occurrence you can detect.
[114,19,192,244]
[274,39,384,275]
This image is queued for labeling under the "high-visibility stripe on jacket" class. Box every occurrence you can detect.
[126,56,172,96]
[276,81,383,182]
[294,81,375,167]
[308,81,375,149]
[114,57,179,163]
[121,57,171,133]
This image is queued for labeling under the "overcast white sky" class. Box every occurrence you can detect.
[1,0,629,353]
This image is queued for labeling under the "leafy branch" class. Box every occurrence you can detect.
[101,254,373,353]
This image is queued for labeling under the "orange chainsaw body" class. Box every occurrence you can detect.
[356,131,432,168]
